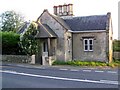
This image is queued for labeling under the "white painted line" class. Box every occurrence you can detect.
[100,80,118,84]
[83,70,91,72]
[107,71,117,74]
[59,69,68,71]
[33,67,45,69]
[0,70,118,85]
[95,71,104,73]
[70,69,79,72]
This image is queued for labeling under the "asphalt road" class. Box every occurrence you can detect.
[1,64,119,88]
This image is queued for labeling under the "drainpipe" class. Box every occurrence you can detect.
[72,33,73,60]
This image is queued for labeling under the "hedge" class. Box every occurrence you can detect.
[1,31,26,55]
[113,40,120,52]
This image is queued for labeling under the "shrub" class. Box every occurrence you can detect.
[113,40,120,52]
[1,31,25,55]
[19,22,39,56]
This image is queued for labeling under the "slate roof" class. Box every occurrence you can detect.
[63,15,108,31]
[17,22,30,34]
[43,24,57,37]
[35,24,57,38]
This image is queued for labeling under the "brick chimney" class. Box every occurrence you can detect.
[53,3,73,16]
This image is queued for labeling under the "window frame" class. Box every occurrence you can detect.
[83,38,93,51]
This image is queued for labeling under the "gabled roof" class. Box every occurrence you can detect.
[63,15,108,31]
[17,21,31,34]
[35,23,57,38]
[37,9,71,30]
[37,9,111,32]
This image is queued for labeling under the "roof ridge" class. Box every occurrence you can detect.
[63,14,107,20]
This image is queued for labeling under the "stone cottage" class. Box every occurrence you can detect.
[22,4,113,65]
[34,4,113,65]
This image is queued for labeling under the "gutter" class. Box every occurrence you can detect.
[68,30,106,33]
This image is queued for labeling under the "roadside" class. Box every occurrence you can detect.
[1,62,118,71]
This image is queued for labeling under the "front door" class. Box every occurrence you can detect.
[42,41,49,65]
[42,41,48,56]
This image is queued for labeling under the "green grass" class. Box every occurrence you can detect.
[52,60,120,68]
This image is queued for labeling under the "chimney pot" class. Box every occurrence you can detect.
[53,6,58,15]
[53,3,73,16]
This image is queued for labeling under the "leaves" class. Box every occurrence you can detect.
[1,31,25,55]
[0,11,24,32]
[19,22,39,56]
[113,40,120,52]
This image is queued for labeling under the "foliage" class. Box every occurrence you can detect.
[19,22,39,56]
[0,10,24,32]
[113,40,120,52]
[52,60,120,67]
[1,31,25,55]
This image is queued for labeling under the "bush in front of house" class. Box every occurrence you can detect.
[1,31,25,55]
[19,22,39,56]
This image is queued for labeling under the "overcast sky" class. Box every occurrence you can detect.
[0,0,119,39]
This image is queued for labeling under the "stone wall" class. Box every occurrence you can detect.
[1,55,31,63]
[72,31,107,62]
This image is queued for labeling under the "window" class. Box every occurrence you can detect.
[84,39,93,51]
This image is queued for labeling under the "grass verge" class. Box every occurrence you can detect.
[52,60,120,68]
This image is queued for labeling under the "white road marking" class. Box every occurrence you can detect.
[107,71,117,74]
[95,70,104,73]
[100,80,118,84]
[59,69,68,71]
[83,70,91,72]
[70,69,79,72]
[1,70,118,85]
[34,67,45,69]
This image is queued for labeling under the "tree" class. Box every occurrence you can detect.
[19,21,39,56]
[0,11,24,32]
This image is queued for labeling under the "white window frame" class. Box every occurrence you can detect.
[83,38,93,51]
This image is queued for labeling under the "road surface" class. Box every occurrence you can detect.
[1,64,119,88]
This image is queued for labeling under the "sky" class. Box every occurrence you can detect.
[0,0,119,39]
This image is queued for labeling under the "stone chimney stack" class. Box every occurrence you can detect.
[68,4,73,15]
[53,3,73,16]
[59,5,63,16]
[53,6,57,15]
[63,4,68,16]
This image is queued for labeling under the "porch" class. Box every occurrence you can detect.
[35,24,57,65]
